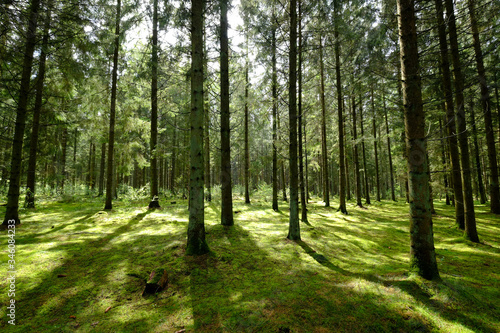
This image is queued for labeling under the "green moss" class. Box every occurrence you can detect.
[0,197,498,332]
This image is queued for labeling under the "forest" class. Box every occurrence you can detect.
[1,0,499,331]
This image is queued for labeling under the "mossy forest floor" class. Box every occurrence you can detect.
[1,195,499,332]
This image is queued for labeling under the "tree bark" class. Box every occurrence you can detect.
[104,0,121,210]
[186,0,209,255]
[467,0,499,214]
[3,0,41,225]
[149,0,160,208]
[445,0,478,240]
[287,0,300,241]
[220,0,234,226]
[244,32,250,204]
[398,0,439,280]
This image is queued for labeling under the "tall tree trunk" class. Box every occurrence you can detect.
[25,0,52,208]
[352,96,362,207]
[467,0,499,214]
[470,100,487,204]
[203,22,211,202]
[434,0,465,228]
[439,118,451,205]
[335,0,347,213]
[170,115,177,194]
[3,0,41,225]
[319,37,330,207]
[360,95,371,204]
[445,0,478,240]
[397,0,440,280]
[91,142,96,191]
[104,0,121,210]
[220,0,234,226]
[287,0,300,240]
[298,0,307,223]
[186,0,208,255]
[272,12,278,211]
[98,143,106,196]
[383,87,396,201]
[371,87,381,201]
[149,0,160,208]
[60,127,68,191]
[244,32,250,204]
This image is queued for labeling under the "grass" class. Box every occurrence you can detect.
[0,194,499,332]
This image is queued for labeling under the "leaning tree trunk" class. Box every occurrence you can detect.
[104,0,121,210]
[467,0,500,214]
[3,0,41,225]
[397,0,440,280]
[220,0,234,226]
[434,0,465,228]
[186,0,209,255]
[25,0,52,208]
[445,0,479,241]
[287,0,300,241]
[149,0,160,209]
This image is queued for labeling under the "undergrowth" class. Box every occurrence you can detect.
[0,195,498,332]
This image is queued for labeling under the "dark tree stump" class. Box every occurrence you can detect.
[148,196,161,209]
[142,268,168,295]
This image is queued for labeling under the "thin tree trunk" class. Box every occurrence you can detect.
[149,0,160,208]
[186,0,208,254]
[91,142,96,191]
[371,87,381,201]
[272,12,278,211]
[3,0,41,225]
[171,115,177,194]
[104,0,121,210]
[203,22,211,202]
[60,127,68,191]
[335,0,347,213]
[319,37,329,207]
[244,31,250,204]
[352,96,362,207]
[445,0,478,240]
[397,0,440,280]
[467,0,499,214]
[434,0,465,227]
[470,100,487,204]
[360,95,371,204]
[220,0,234,226]
[383,88,396,201]
[287,0,300,241]
[98,143,106,196]
[298,0,307,223]
[439,118,451,205]
[25,1,52,208]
